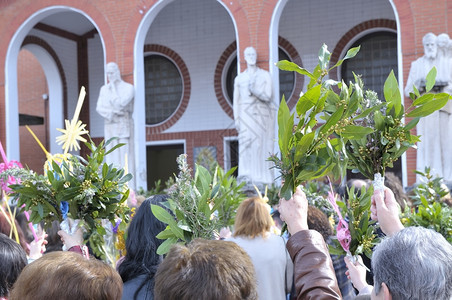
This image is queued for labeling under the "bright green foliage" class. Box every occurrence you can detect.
[329,185,379,258]
[402,168,452,243]
[271,45,363,200]
[2,138,131,260]
[343,68,450,179]
[152,154,245,255]
[273,44,450,200]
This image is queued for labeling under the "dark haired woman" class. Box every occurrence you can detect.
[118,194,169,300]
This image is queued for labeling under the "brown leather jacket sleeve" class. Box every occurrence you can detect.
[287,230,342,300]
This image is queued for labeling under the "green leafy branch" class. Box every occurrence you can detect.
[272,44,363,200]
[329,185,379,258]
[342,68,450,179]
[152,154,245,254]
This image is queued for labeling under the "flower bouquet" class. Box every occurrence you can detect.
[0,87,131,261]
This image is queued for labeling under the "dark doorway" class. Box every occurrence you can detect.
[146,144,184,190]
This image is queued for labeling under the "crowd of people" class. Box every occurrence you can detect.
[1,180,452,300]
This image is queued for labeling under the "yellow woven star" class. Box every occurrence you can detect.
[56,87,89,154]
[56,119,88,153]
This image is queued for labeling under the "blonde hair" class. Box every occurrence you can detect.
[233,197,274,238]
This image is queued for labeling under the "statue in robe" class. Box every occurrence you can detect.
[233,47,276,188]
[96,62,135,188]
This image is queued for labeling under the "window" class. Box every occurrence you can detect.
[278,48,295,102]
[341,32,397,98]
[341,31,401,180]
[144,55,183,125]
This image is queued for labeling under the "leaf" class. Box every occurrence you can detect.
[151,204,175,225]
[330,45,361,69]
[194,165,211,194]
[297,85,321,116]
[407,93,450,117]
[374,111,385,131]
[105,142,126,156]
[353,103,385,120]
[404,117,420,130]
[320,105,345,134]
[412,93,434,106]
[294,131,315,162]
[318,44,331,71]
[425,67,437,93]
[156,237,178,255]
[276,60,315,79]
[341,125,374,139]
[384,70,402,116]
[278,98,294,153]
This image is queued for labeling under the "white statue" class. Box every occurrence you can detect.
[404,33,452,183]
[233,47,276,187]
[96,62,135,188]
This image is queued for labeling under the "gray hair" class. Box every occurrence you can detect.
[372,226,452,299]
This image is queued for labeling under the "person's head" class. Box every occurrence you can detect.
[233,196,273,238]
[337,178,370,203]
[371,226,452,300]
[423,32,437,59]
[43,220,63,253]
[118,195,169,283]
[244,46,257,66]
[10,251,122,300]
[306,206,333,241]
[106,62,121,83]
[0,233,27,298]
[0,211,29,255]
[154,239,257,300]
[14,210,34,244]
[437,33,450,50]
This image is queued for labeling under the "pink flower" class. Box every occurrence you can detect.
[0,160,23,193]
[326,179,351,253]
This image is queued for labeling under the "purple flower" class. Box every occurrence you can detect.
[112,219,121,234]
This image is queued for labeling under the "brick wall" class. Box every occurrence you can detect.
[18,49,48,173]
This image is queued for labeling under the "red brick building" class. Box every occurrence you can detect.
[0,0,450,189]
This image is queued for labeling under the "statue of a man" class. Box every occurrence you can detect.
[233,47,276,187]
[96,62,135,187]
[404,33,452,183]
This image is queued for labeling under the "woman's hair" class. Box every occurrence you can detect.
[233,197,273,238]
[0,233,27,297]
[154,239,257,300]
[10,251,122,300]
[307,206,333,241]
[0,211,29,255]
[117,194,169,296]
[43,220,63,253]
[13,209,34,244]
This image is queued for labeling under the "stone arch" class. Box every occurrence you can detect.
[4,4,109,161]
